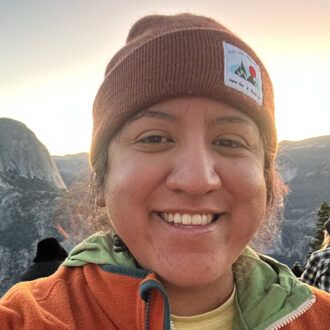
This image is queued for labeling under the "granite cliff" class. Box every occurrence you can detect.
[267,136,330,266]
[0,118,68,296]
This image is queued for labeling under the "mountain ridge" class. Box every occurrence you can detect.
[0,118,66,190]
[267,135,330,265]
[0,118,69,296]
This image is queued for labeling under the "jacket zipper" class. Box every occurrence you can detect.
[265,295,316,329]
[145,290,152,330]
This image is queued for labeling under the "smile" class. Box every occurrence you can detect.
[158,212,220,225]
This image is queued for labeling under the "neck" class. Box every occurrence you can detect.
[321,234,330,250]
[161,269,234,316]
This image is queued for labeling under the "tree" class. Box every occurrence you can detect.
[309,202,330,255]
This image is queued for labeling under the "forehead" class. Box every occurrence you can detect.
[126,96,259,130]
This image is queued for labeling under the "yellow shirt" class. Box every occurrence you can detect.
[171,286,236,330]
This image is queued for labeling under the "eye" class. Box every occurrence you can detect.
[213,138,246,148]
[138,135,172,144]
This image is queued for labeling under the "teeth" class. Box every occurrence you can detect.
[182,214,191,225]
[192,214,201,225]
[174,213,181,224]
[160,212,216,225]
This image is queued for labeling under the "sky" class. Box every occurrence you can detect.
[1,0,329,156]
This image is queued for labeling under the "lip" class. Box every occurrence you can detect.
[155,208,223,216]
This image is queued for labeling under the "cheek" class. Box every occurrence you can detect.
[224,165,267,252]
[103,170,142,242]
[103,164,139,221]
[241,168,267,204]
[102,151,167,232]
[102,159,161,264]
[223,158,266,198]
[242,168,267,217]
[105,155,166,205]
[223,160,267,228]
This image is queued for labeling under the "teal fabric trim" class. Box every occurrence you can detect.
[140,280,171,330]
[62,231,136,268]
[233,247,313,330]
[100,264,149,279]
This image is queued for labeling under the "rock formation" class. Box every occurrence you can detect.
[0,118,68,296]
[267,136,330,266]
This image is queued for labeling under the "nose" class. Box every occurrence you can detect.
[166,144,221,195]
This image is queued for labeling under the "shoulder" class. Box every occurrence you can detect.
[0,266,84,327]
[2,266,72,300]
[306,286,330,318]
[311,248,330,258]
[303,287,329,319]
[306,249,329,266]
[282,286,330,329]
[312,286,330,301]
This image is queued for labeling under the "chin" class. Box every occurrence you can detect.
[154,258,232,289]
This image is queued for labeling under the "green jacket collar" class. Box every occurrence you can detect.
[233,247,313,329]
[63,231,135,268]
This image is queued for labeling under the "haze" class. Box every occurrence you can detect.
[1,0,329,155]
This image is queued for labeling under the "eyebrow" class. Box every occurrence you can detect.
[127,108,177,123]
[128,108,252,127]
[213,116,251,125]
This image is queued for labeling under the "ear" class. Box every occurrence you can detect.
[97,196,106,207]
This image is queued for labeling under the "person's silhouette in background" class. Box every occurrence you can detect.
[300,219,330,292]
[20,238,68,281]
[291,261,304,277]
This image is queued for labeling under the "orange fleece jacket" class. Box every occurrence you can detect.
[0,263,329,330]
[0,264,167,330]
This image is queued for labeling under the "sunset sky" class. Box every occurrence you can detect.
[1,0,329,155]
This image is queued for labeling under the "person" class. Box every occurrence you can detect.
[291,261,304,278]
[19,237,68,281]
[1,13,330,330]
[300,219,330,292]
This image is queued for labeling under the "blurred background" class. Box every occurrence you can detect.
[1,0,329,155]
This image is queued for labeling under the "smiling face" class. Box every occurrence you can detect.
[101,96,267,290]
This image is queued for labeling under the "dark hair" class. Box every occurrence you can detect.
[324,219,330,234]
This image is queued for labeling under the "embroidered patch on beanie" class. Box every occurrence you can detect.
[223,41,263,105]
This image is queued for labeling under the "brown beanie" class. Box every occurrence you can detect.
[91,13,276,169]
